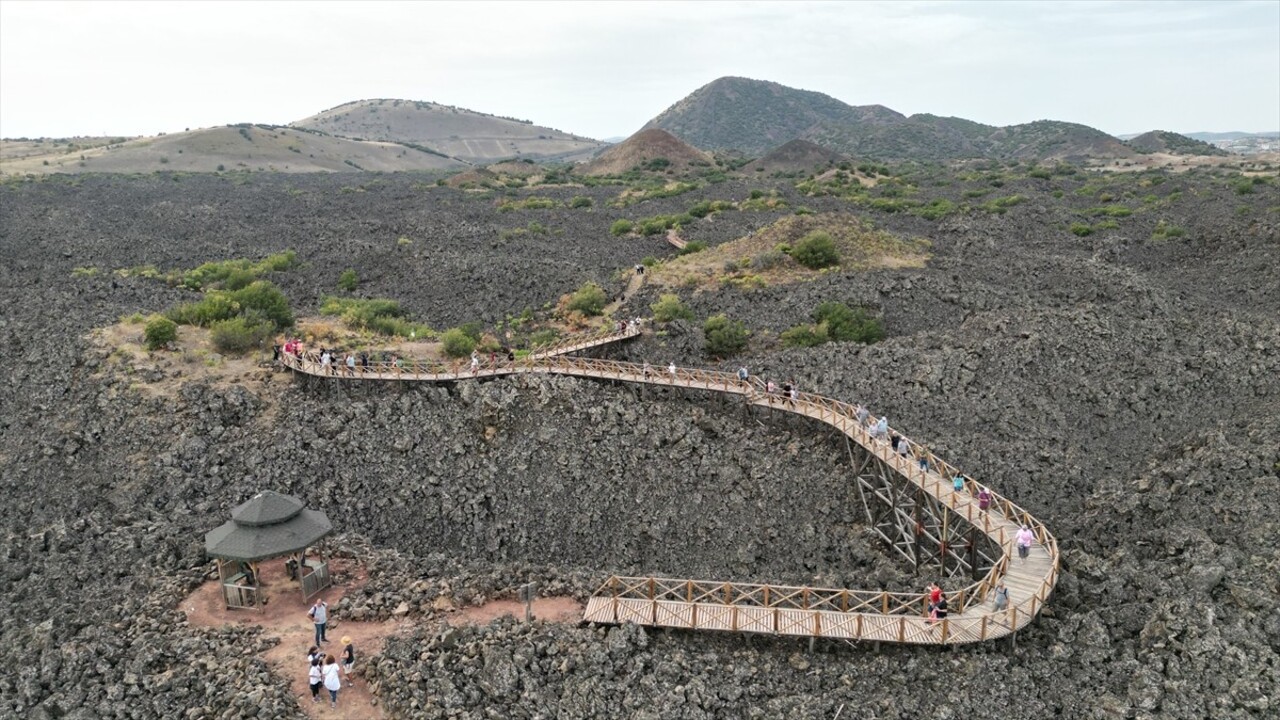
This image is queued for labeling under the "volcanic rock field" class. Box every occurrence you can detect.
[1,169,1278,719]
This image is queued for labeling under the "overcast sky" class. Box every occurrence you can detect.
[2,0,1277,140]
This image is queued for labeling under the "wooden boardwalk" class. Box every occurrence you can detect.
[280,327,1059,646]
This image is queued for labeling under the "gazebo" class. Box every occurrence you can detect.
[204,491,333,611]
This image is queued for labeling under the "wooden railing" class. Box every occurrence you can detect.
[279,331,1060,644]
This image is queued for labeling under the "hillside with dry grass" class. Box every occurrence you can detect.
[0,124,465,174]
[650,212,930,290]
[577,128,713,177]
[292,98,606,164]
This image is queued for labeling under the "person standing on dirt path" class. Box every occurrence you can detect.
[309,598,328,645]
[308,655,323,703]
[340,636,356,682]
[322,654,343,708]
[1016,525,1035,563]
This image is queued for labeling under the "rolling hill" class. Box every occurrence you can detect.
[644,76,1148,162]
[576,128,712,176]
[1125,130,1228,156]
[291,98,606,165]
[739,139,850,176]
[0,124,466,174]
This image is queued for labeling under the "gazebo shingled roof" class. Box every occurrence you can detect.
[231,490,304,527]
[205,491,332,563]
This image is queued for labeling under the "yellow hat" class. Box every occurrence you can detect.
[341,636,352,645]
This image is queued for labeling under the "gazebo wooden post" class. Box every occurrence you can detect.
[298,546,308,602]
[252,561,264,611]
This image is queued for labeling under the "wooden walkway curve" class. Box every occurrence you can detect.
[279,326,1059,646]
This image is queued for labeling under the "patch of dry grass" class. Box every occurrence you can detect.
[648,212,930,291]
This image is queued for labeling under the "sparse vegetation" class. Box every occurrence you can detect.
[569,196,593,208]
[1151,220,1187,241]
[319,296,433,338]
[179,250,298,291]
[677,241,708,256]
[651,293,694,322]
[703,314,749,357]
[338,269,358,292]
[781,302,883,348]
[210,316,274,354]
[610,219,634,236]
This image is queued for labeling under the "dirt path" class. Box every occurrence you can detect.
[183,559,398,720]
[604,269,646,316]
[182,561,583,719]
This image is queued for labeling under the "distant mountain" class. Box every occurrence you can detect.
[0,124,466,174]
[642,77,902,155]
[739,139,850,176]
[1185,131,1280,142]
[643,77,1150,162]
[291,98,606,165]
[576,128,712,177]
[1125,130,1228,156]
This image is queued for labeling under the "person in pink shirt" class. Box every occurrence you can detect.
[1016,525,1035,563]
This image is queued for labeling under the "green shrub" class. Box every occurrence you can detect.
[319,296,431,337]
[229,281,293,330]
[338,269,358,292]
[703,314,749,357]
[565,282,606,316]
[641,256,659,267]
[677,241,708,256]
[780,323,829,348]
[914,199,956,220]
[980,195,1026,214]
[791,231,840,269]
[441,327,477,358]
[610,219,634,236]
[209,316,274,354]
[181,250,297,291]
[1070,223,1093,237]
[651,293,694,322]
[167,292,241,327]
[1151,221,1186,240]
[813,302,883,343]
[144,316,178,350]
[570,196,593,208]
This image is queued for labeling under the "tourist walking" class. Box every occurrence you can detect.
[1016,525,1035,563]
[993,583,1009,612]
[978,486,992,512]
[872,416,889,442]
[322,654,343,708]
[737,366,749,387]
[308,655,323,703]
[642,361,651,379]
[309,598,328,645]
[340,636,356,681]
[668,361,677,378]
[953,474,965,493]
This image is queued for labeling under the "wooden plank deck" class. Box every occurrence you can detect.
[279,328,1060,646]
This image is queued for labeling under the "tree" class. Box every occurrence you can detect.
[703,314,749,357]
[338,269,358,291]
